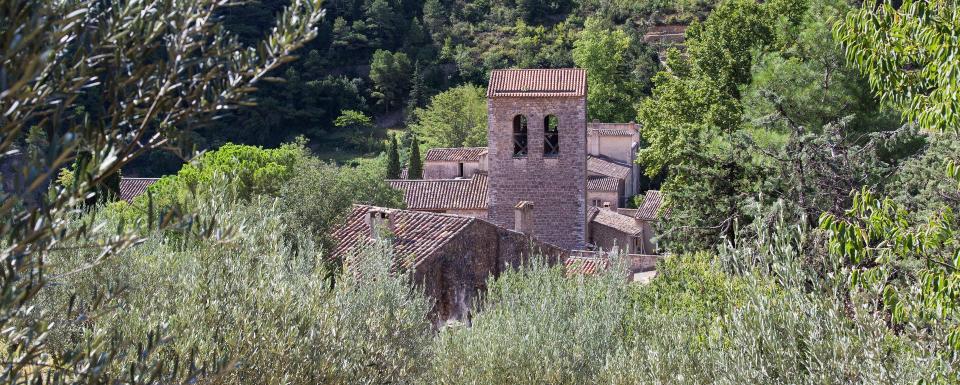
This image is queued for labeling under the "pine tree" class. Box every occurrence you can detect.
[406,61,427,121]
[408,135,423,179]
[387,134,402,179]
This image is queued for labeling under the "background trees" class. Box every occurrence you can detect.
[409,84,489,150]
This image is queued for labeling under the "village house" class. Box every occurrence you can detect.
[118,177,159,202]
[331,203,565,323]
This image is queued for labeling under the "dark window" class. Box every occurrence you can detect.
[544,115,559,156]
[458,162,464,177]
[513,115,528,157]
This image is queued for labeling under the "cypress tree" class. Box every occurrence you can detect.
[408,135,423,179]
[387,134,402,179]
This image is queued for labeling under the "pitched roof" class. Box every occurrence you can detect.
[635,190,663,221]
[589,207,643,236]
[588,122,638,137]
[587,155,632,180]
[330,205,476,269]
[119,177,159,203]
[587,175,621,192]
[387,172,488,210]
[425,147,488,162]
[487,68,587,98]
[564,256,610,276]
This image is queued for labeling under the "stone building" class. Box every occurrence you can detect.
[486,68,588,250]
[331,204,565,323]
[587,122,642,200]
[423,147,488,179]
[387,172,488,218]
[588,190,663,254]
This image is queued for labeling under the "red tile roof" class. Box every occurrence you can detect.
[589,207,643,236]
[587,175,621,192]
[425,147,488,162]
[587,155,632,180]
[387,172,488,210]
[487,68,587,98]
[635,190,663,221]
[588,122,638,137]
[330,205,476,270]
[564,256,610,276]
[119,177,159,203]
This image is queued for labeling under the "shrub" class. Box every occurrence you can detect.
[429,257,628,384]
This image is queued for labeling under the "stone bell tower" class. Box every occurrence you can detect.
[485,68,587,250]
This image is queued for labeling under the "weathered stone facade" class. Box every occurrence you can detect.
[486,74,587,250]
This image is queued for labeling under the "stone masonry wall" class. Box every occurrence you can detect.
[411,220,566,324]
[486,96,587,250]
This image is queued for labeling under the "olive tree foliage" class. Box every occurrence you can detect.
[0,0,324,383]
[430,256,629,384]
[39,195,433,385]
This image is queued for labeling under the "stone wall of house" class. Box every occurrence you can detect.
[588,221,636,253]
[487,96,587,250]
[638,220,657,254]
[423,160,483,179]
[588,135,635,164]
[411,220,565,324]
[587,190,620,209]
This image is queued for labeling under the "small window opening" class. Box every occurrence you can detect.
[458,162,465,177]
[544,115,559,156]
[513,115,528,157]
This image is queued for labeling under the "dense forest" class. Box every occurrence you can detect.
[3,0,960,384]
[126,0,715,174]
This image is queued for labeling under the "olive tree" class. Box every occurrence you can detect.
[0,0,324,383]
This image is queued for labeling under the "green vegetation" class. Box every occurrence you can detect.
[410,84,489,151]
[5,0,960,383]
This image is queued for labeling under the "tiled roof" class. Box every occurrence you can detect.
[330,205,476,270]
[425,147,488,162]
[588,122,638,137]
[487,68,587,98]
[119,177,159,202]
[564,256,610,276]
[589,207,643,236]
[587,175,621,192]
[635,190,663,221]
[587,155,631,180]
[387,172,488,210]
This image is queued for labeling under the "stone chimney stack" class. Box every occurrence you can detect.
[365,209,394,240]
[514,201,533,234]
[603,202,612,211]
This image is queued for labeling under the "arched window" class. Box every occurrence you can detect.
[513,115,528,157]
[544,115,559,156]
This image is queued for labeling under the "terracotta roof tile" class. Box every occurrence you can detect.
[487,68,587,98]
[588,122,638,137]
[119,177,159,203]
[635,190,663,221]
[589,207,643,236]
[330,205,475,270]
[564,256,610,276]
[587,155,631,180]
[387,172,488,210]
[425,147,488,162]
[587,176,621,192]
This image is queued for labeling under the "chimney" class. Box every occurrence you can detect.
[514,201,533,235]
[603,202,612,211]
[365,209,395,240]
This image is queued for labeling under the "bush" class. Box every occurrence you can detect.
[429,257,628,384]
[41,196,432,384]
